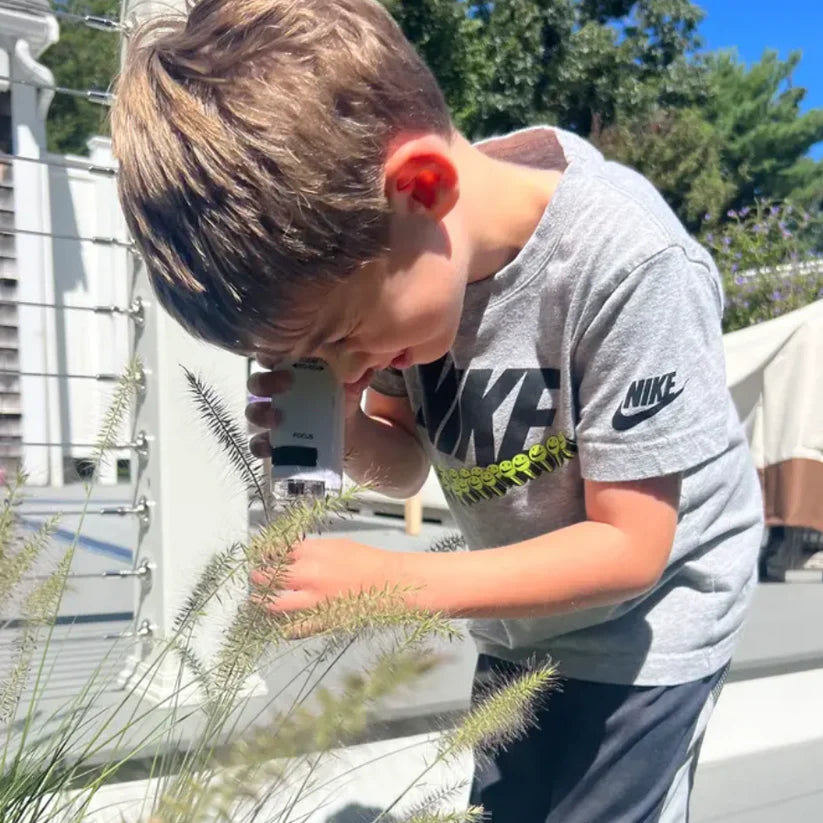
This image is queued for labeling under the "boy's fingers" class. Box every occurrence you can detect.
[247,369,293,397]
[245,402,281,430]
[249,432,271,458]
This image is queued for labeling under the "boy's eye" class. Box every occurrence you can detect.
[327,320,358,348]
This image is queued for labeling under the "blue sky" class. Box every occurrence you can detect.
[696,0,823,159]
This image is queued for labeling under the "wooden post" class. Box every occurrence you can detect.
[404,492,423,536]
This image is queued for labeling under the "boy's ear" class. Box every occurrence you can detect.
[384,135,458,221]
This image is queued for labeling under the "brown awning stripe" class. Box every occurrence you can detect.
[759,458,823,533]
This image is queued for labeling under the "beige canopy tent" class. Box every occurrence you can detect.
[724,299,823,535]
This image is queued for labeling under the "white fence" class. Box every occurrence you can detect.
[45,136,132,482]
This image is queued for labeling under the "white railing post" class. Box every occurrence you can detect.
[118,257,262,704]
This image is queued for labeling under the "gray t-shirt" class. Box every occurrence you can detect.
[372,126,764,686]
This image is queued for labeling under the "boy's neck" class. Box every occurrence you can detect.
[454,134,563,284]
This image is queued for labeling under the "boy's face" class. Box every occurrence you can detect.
[250,133,471,390]
[254,205,470,392]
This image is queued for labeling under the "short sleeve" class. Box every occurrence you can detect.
[573,246,729,482]
[369,367,408,397]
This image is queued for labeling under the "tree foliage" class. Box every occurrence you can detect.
[40,0,119,155]
[598,50,823,231]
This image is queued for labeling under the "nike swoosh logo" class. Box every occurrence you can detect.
[612,387,685,431]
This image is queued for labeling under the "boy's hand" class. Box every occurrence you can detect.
[245,362,362,459]
[248,538,412,635]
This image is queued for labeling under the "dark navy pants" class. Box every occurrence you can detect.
[470,654,729,823]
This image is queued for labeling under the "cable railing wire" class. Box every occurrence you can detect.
[0,619,154,643]
[0,223,133,249]
[0,298,144,324]
[0,75,114,106]
[0,150,117,178]
[0,0,128,32]
[0,431,148,453]
[22,560,153,582]
[0,369,120,381]
[17,496,151,520]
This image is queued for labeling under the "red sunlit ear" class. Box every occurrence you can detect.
[385,136,458,220]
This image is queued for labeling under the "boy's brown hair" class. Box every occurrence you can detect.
[112,0,451,353]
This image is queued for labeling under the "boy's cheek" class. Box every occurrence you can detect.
[322,351,368,383]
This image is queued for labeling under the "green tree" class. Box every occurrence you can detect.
[40,0,119,155]
[382,0,488,130]
[383,0,707,138]
[596,50,823,232]
[704,50,823,212]
[544,0,707,137]
[596,105,736,229]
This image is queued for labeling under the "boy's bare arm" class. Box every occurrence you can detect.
[399,474,681,618]
[251,474,681,623]
[344,390,430,499]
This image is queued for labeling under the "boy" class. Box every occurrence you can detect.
[111,1,764,820]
